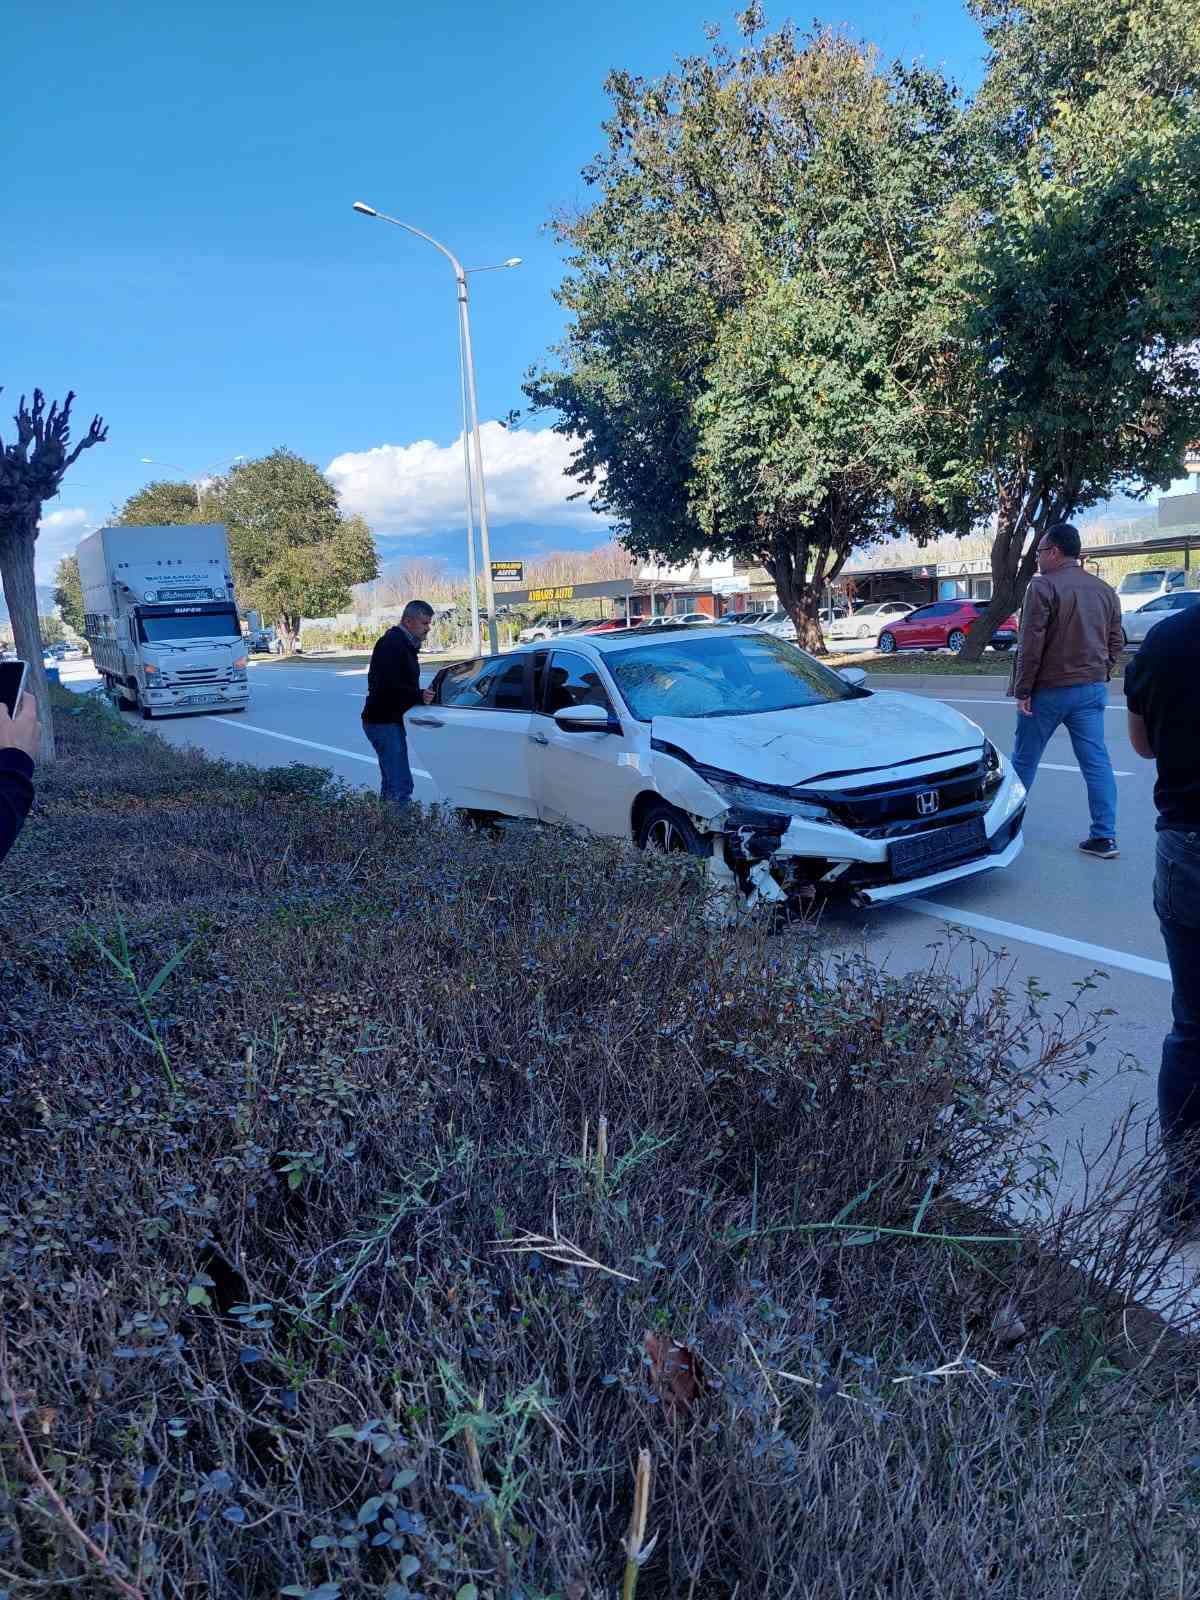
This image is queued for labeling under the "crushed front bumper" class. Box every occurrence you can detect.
[712,768,1027,908]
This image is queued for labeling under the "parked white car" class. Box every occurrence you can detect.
[642,613,712,628]
[1115,568,1187,615]
[825,601,915,648]
[517,614,580,644]
[1121,590,1200,645]
[407,628,1025,908]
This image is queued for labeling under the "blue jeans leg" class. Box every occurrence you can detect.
[1156,831,1200,1169]
[1062,683,1117,840]
[363,720,414,807]
[1010,693,1060,798]
[1010,682,1117,839]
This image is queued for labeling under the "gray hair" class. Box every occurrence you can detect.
[402,600,435,623]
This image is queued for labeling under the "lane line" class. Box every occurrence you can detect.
[904,898,1170,982]
[216,719,376,765]
[1041,761,1132,776]
[938,695,1127,713]
[290,686,319,693]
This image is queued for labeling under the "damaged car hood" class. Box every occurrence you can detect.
[651,691,983,788]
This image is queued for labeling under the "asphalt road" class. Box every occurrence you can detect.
[56,654,1191,1296]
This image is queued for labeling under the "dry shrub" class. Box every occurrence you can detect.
[1,691,1198,1599]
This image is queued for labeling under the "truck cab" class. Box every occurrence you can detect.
[77,524,251,719]
[1115,567,1188,615]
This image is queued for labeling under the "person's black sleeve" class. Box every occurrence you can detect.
[366,631,422,721]
[0,750,34,865]
[1123,638,1149,716]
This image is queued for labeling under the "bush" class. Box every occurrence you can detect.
[1,692,1198,1598]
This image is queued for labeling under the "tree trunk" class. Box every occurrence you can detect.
[276,614,301,653]
[960,474,1071,663]
[0,518,54,761]
[765,520,848,656]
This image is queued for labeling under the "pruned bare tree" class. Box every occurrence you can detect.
[0,390,107,759]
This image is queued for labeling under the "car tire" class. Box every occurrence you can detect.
[117,676,138,711]
[947,629,967,653]
[635,801,712,858]
[878,632,896,655]
[992,641,1014,652]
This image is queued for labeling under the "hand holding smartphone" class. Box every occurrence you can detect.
[0,661,41,761]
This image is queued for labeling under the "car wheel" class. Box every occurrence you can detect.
[992,641,1013,652]
[947,629,967,653]
[635,801,712,858]
[878,631,896,654]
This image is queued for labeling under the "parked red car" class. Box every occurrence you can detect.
[877,599,1019,655]
[580,619,633,633]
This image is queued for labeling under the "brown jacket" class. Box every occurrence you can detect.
[1010,564,1124,699]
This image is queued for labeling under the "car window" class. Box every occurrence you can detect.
[439,656,529,711]
[903,606,933,622]
[542,650,615,716]
[1118,572,1166,594]
[1142,597,1175,612]
[610,632,862,721]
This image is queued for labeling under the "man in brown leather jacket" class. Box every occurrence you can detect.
[1010,522,1124,858]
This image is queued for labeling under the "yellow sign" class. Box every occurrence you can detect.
[528,584,575,603]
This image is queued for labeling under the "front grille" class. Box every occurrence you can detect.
[805,756,993,839]
[174,667,219,682]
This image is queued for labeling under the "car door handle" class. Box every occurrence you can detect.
[409,715,444,728]
[529,731,550,746]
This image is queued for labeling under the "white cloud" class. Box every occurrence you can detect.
[36,507,93,582]
[326,423,608,536]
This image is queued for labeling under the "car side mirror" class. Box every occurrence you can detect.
[553,703,617,734]
[838,667,868,689]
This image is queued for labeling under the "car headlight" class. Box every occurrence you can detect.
[982,740,1003,793]
[693,765,832,822]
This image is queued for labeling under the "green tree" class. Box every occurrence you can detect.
[222,450,378,650]
[526,20,980,649]
[0,389,106,758]
[953,0,1200,658]
[113,479,207,525]
[53,553,85,634]
[39,612,65,646]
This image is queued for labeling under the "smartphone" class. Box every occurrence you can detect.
[0,660,28,718]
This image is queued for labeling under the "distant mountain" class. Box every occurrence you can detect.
[0,585,57,621]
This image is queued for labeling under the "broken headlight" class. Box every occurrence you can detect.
[982,740,1003,794]
[692,765,832,823]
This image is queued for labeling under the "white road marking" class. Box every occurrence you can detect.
[1041,761,1132,776]
[216,719,376,765]
[904,898,1171,982]
[290,686,319,693]
[938,695,1127,713]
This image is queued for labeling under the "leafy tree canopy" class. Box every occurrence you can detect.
[113,480,206,526]
[526,16,984,644]
[53,553,84,635]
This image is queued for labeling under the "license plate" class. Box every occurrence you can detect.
[186,694,220,704]
[889,818,987,881]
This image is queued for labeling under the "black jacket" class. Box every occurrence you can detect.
[0,749,34,864]
[362,627,423,725]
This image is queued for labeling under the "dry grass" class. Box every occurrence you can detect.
[1,691,1197,1599]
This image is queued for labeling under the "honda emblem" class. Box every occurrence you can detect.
[916,790,940,817]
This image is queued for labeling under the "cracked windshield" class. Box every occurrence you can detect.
[610,633,861,719]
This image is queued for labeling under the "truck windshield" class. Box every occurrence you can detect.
[1118,572,1167,595]
[137,607,241,643]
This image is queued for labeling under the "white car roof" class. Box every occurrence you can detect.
[510,623,754,658]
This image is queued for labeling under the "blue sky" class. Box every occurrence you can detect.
[7,0,990,582]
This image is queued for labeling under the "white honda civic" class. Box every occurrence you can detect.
[407,625,1026,908]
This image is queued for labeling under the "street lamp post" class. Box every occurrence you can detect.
[352,200,520,655]
[140,454,245,512]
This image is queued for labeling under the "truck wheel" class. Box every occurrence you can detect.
[117,677,137,711]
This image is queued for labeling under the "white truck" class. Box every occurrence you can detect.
[77,524,250,718]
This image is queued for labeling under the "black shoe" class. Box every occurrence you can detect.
[1079,837,1119,859]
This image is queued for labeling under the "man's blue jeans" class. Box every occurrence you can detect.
[1010,681,1117,840]
[363,720,413,807]
[1156,830,1200,1167]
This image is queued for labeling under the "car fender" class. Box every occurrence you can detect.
[645,750,731,827]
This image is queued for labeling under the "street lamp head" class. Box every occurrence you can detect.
[504,257,522,268]
[352,201,378,217]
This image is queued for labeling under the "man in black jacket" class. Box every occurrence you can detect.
[1,692,40,864]
[361,600,435,806]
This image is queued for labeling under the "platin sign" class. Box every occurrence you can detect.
[155,588,216,602]
[491,560,524,582]
[529,584,575,603]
